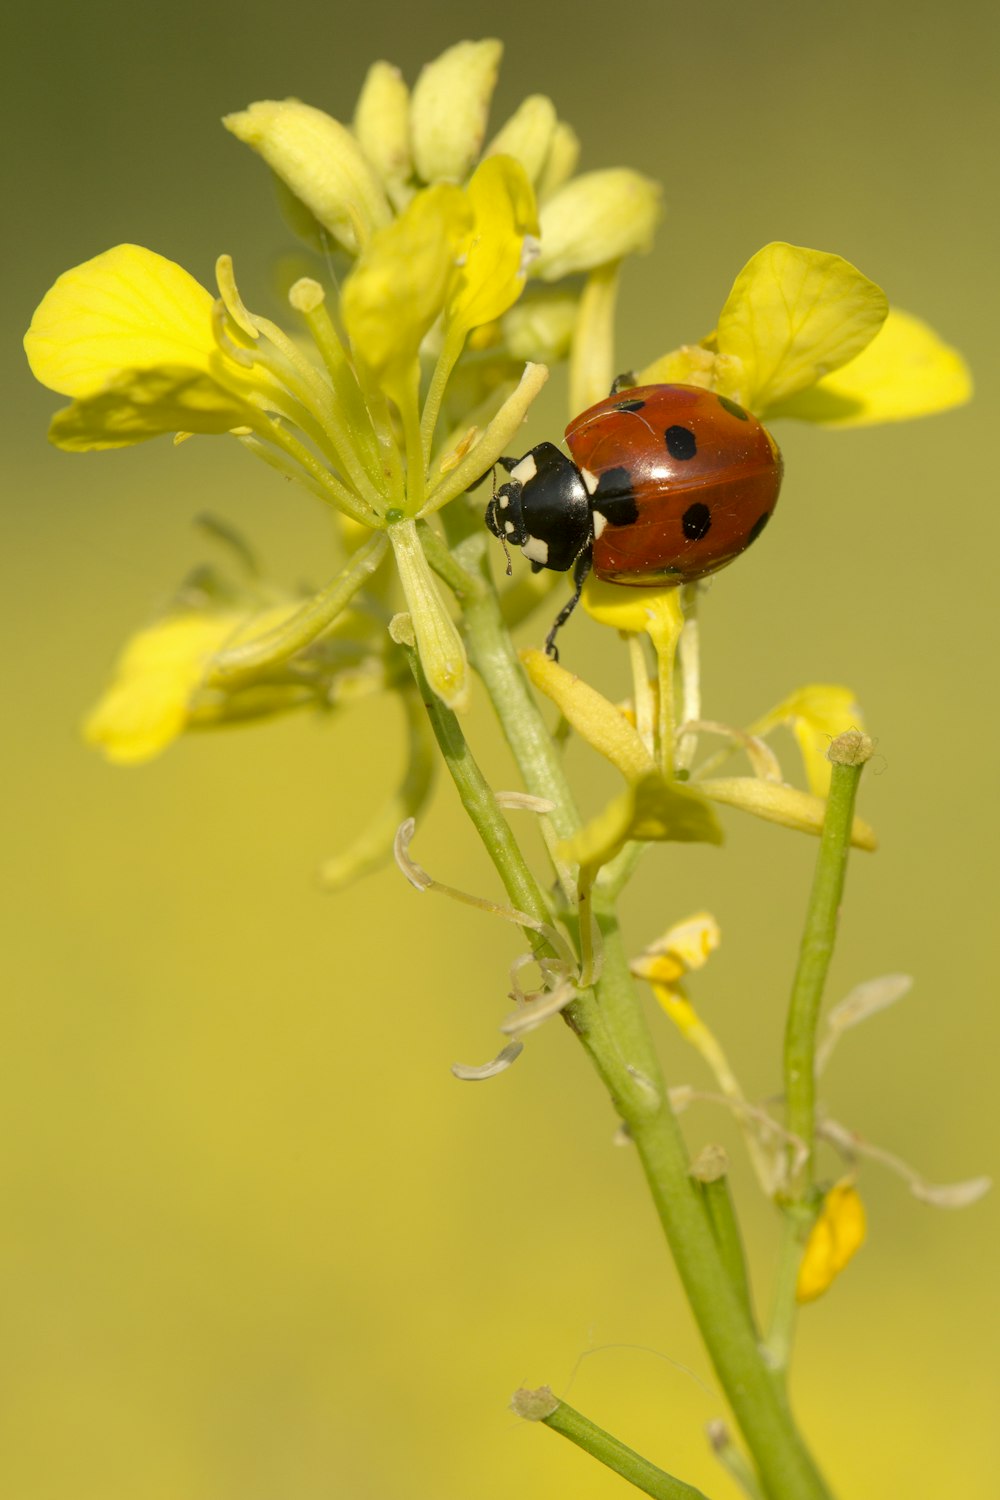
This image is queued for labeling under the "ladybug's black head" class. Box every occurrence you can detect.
[485,441,592,574]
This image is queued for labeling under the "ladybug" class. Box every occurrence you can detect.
[485,382,783,656]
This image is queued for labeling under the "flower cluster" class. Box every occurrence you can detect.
[24,39,969,885]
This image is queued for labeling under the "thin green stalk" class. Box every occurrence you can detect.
[696,1170,756,1328]
[205,531,388,687]
[572,918,833,1500]
[404,647,553,944]
[767,732,874,1376]
[512,1388,712,1500]
[454,530,581,848]
[784,736,874,1196]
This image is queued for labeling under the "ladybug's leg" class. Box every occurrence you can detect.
[610,371,637,396]
[544,547,592,661]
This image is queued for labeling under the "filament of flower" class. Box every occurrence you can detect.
[250,315,387,511]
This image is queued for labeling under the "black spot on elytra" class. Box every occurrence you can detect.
[747,511,771,545]
[666,425,697,461]
[592,467,639,527]
[614,397,646,412]
[682,502,711,541]
[718,395,749,421]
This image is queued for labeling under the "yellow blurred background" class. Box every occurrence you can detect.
[4,2,998,1496]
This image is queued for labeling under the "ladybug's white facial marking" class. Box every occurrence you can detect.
[580,466,599,495]
[510,453,538,485]
[522,535,550,565]
[592,511,608,538]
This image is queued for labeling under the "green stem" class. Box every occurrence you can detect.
[572,918,833,1500]
[767,733,873,1376]
[449,542,835,1498]
[512,1388,712,1500]
[455,530,581,848]
[696,1170,756,1328]
[404,646,553,947]
[784,740,873,1197]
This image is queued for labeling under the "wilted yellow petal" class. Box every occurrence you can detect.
[533,169,662,282]
[353,61,412,202]
[409,38,503,182]
[484,94,557,183]
[24,245,217,397]
[223,99,391,254]
[520,647,653,779]
[716,243,888,414]
[796,1181,867,1302]
[342,183,470,396]
[699,776,876,850]
[560,770,723,875]
[750,684,863,797]
[447,156,539,336]
[763,307,973,426]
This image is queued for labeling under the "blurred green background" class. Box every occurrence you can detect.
[4,1,998,1495]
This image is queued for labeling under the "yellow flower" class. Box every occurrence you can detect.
[639,241,970,425]
[796,1181,867,1303]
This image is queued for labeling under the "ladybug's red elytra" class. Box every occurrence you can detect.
[485,382,783,657]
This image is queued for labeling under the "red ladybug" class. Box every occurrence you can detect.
[485,383,783,656]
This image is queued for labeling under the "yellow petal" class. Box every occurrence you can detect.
[353,61,412,202]
[409,39,503,182]
[559,770,723,875]
[715,242,888,414]
[749,684,864,797]
[699,776,876,850]
[46,367,254,452]
[533,169,662,282]
[484,94,557,183]
[24,244,217,397]
[796,1182,867,1303]
[636,343,745,400]
[519,647,653,780]
[447,156,539,336]
[84,605,298,765]
[342,183,470,395]
[581,576,680,634]
[223,99,391,254]
[763,307,973,426]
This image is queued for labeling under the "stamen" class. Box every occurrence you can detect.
[493,791,557,813]
[500,979,577,1036]
[815,974,913,1075]
[670,1085,807,1196]
[818,1116,991,1208]
[393,818,577,970]
[452,1041,524,1081]
[215,254,260,340]
[685,720,782,783]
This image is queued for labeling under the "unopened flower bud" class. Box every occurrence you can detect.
[534,169,662,281]
[353,61,412,204]
[224,99,392,254]
[485,94,557,183]
[410,38,503,182]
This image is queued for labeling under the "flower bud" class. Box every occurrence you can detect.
[533,169,662,281]
[409,38,502,182]
[223,99,392,254]
[484,94,557,183]
[353,61,412,206]
[535,120,580,202]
